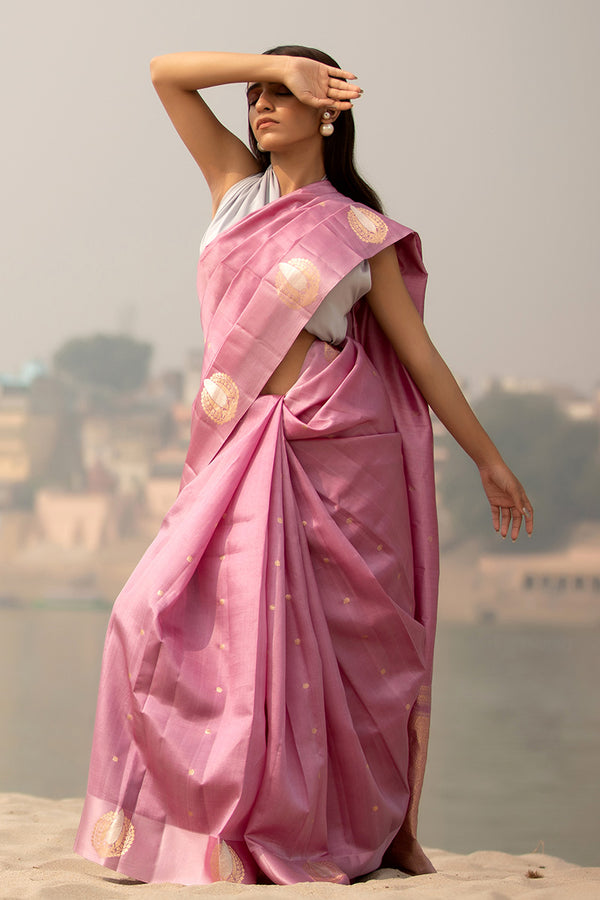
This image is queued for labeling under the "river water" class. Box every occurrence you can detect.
[1,610,598,867]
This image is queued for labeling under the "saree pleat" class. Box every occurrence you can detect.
[75,335,431,884]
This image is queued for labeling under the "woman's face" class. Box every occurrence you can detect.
[246,82,322,153]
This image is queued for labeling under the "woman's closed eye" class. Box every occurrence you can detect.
[248,85,292,106]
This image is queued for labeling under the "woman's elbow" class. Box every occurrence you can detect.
[149,55,167,85]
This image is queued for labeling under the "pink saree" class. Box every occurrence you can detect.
[74,180,439,885]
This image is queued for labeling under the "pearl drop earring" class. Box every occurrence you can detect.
[320,110,334,137]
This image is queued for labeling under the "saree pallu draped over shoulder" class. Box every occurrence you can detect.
[74,180,439,886]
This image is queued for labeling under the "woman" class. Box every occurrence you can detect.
[75,46,533,886]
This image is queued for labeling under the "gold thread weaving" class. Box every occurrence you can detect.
[347,206,388,244]
[209,840,245,883]
[276,258,320,308]
[201,372,239,424]
[91,809,135,858]
[303,859,346,882]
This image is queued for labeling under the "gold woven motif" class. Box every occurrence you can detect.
[303,858,346,882]
[201,372,239,424]
[417,683,432,707]
[91,809,135,858]
[347,206,388,244]
[276,258,320,308]
[209,840,245,883]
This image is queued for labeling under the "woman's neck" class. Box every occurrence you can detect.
[269,148,326,196]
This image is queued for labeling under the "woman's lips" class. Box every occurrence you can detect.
[257,119,277,129]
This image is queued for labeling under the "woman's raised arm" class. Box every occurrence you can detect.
[150,52,360,213]
[367,245,534,541]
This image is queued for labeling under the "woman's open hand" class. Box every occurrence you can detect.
[478,462,534,541]
[281,56,362,109]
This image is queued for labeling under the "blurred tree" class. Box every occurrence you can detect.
[54,334,152,393]
[438,385,600,552]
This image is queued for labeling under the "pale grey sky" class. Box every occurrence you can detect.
[1,0,598,392]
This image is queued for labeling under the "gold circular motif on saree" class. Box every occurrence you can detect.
[91,809,135,858]
[303,859,346,882]
[276,258,320,308]
[209,840,246,883]
[201,372,239,424]
[347,205,388,243]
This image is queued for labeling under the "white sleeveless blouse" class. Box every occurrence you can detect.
[199,167,371,345]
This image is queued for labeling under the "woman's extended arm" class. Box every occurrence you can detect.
[150,52,360,213]
[367,245,533,540]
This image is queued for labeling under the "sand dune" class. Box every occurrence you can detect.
[1,794,598,899]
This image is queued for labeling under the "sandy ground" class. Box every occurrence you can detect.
[1,794,599,899]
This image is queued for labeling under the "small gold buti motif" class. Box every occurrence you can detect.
[347,205,388,243]
[276,258,320,308]
[91,809,135,858]
[201,372,239,424]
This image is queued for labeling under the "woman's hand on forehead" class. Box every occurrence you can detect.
[280,55,363,109]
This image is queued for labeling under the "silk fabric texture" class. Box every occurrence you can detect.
[74,181,439,885]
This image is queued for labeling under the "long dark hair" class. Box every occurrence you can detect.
[248,45,383,213]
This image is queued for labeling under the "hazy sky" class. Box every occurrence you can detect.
[1,0,598,392]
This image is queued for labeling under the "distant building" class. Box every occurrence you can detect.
[145,477,180,525]
[0,386,59,492]
[496,376,600,422]
[80,408,170,496]
[182,348,204,408]
[35,490,118,552]
[477,545,600,624]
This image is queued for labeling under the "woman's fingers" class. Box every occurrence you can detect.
[510,507,525,542]
[522,497,534,535]
[328,79,362,96]
[327,67,357,81]
[312,96,355,109]
[499,506,511,538]
[328,75,361,90]
[327,86,362,100]
[496,505,520,540]
[318,81,362,110]
[496,501,534,541]
[508,487,534,540]
[482,465,533,541]
[491,505,501,533]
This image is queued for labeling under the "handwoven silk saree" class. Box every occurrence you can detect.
[75,181,439,885]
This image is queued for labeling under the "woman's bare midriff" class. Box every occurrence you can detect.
[260,329,317,396]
